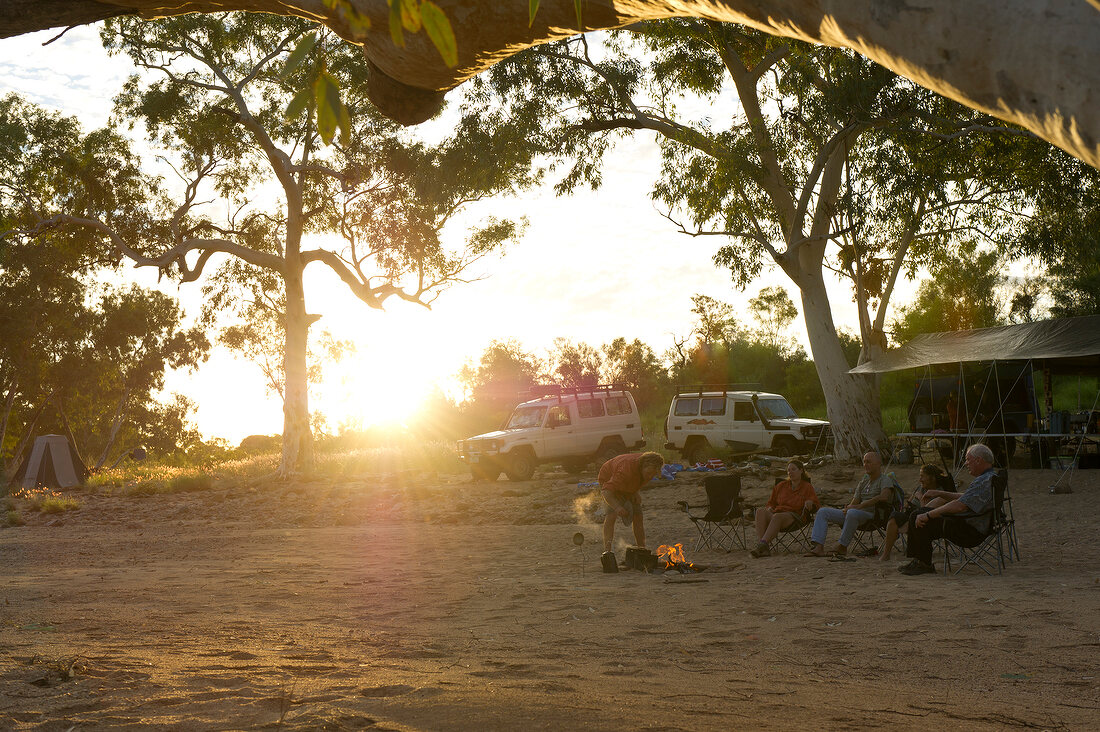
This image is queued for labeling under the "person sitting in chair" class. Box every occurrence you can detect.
[804,451,899,558]
[878,464,953,562]
[599,451,664,570]
[750,459,819,558]
[898,444,996,575]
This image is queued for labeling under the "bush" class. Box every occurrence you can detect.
[26,494,81,513]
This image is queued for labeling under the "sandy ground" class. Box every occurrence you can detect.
[1,463,1098,731]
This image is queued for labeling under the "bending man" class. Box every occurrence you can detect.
[598,451,664,567]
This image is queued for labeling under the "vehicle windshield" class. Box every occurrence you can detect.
[506,406,547,429]
[756,398,798,420]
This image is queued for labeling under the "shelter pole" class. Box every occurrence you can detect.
[1043,363,1053,428]
[993,360,1010,467]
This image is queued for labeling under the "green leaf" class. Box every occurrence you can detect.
[281,32,316,79]
[528,0,541,27]
[313,73,338,145]
[388,0,405,48]
[284,87,313,121]
[313,72,349,146]
[400,0,422,32]
[421,1,457,68]
[573,0,583,30]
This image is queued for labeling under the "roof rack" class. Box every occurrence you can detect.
[675,383,763,397]
[527,384,629,401]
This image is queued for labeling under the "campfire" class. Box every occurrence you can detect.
[656,543,701,573]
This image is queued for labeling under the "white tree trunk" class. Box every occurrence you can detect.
[798,270,886,460]
[95,387,131,469]
[278,268,314,477]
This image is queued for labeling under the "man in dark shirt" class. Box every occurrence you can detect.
[899,443,996,575]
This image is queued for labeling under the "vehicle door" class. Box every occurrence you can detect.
[541,403,577,458]
[725,400,765,452]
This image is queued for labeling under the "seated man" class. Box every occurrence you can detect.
[598,451,665,571]
[898,443,996,576]
[804,451,899,557]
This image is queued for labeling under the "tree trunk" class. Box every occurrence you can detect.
[0,385,16,476]
[797,270,886,460]
[95,387,131,470]
[278,266,314,477]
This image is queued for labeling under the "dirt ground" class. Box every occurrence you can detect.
[1,463,1098,730]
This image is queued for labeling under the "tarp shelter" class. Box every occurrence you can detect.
[9,434,89,490]
[849,315,1100,468]
[849,315,1100,375]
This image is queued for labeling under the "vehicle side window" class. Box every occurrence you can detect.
[673,398,699,416]
[733,401,755,421]
[577,399,605,418]
[547,406,571,427]
[606,396,633,416]
[700,397,726,416]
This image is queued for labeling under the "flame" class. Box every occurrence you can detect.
[656,543,692,568]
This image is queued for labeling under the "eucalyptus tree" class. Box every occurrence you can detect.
[4,13,527,476]
[461,20,1098,457]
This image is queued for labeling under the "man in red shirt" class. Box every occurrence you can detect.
[598,451,664,569]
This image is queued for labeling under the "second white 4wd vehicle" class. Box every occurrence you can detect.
[457,385,647,481]
[664,385,828,464]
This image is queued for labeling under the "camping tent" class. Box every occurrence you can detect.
[9,435,89,490]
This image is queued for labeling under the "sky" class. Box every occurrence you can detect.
[0,23,875,444]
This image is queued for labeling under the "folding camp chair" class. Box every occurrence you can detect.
[770,512,814,553]
[941,469,1017,575]
[678,473,746,552]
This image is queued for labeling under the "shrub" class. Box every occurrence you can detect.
[31,495,81,513]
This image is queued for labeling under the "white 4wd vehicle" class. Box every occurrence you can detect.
[457,385,647,481]
[664,386,828,464]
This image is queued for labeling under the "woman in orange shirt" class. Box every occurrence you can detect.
[750,459,820,558]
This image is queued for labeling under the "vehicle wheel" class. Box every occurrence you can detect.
[595,441,626,467]
[469,463,500,482]
[682,439,714,466]
[772,436,798,457]
[504,450,536,481]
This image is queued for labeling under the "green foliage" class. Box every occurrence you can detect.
[749,286,798,351]
[891,242,1005,344]
[601,337,669,411]
[549,338,601,387]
